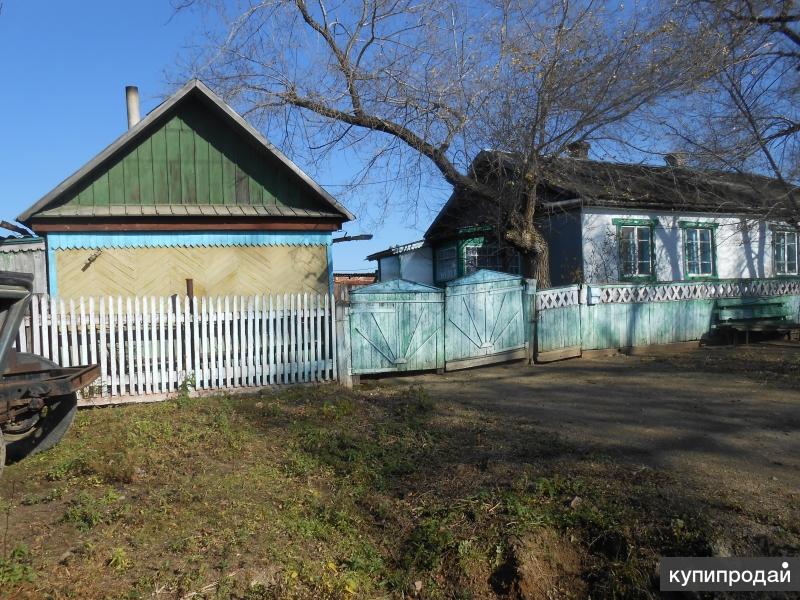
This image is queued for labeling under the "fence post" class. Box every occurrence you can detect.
[335,297,354,388]
[524,278,537,364]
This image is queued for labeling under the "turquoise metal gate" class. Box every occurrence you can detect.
[349,280,444,374]
[444,270,529,371]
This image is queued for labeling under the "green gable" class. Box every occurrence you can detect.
[19,80,353,223]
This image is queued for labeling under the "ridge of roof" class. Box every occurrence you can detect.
[18,79,354,223]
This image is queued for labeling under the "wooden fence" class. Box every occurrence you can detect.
[534,277,800,360]
[13,293,337,403]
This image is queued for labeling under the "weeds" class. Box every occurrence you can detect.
[0,545,35,585]
[0,382,725,599]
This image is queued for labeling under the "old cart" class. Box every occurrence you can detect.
[0,271,98,472]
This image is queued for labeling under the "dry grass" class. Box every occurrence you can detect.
[0,380,731,599]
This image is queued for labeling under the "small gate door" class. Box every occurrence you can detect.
[444,270,528,371]
[534,284,582,362]
[349,280,444,374]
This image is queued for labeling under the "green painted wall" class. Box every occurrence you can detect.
[63,97,322,211]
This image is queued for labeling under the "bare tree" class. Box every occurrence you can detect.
[669,1,800,220]
[180,0,720,286]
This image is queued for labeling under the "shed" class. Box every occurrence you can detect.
[0,237,47,294]
[17,80,354,299]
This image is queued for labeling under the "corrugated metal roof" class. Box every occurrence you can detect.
[35,204,343,219]
[47,231,331,250]
[366,239,427,261]
[0,237,45,253]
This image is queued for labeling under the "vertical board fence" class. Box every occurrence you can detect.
[13,293,337,403]
[534,278,800,360]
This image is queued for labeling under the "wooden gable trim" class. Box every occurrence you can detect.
[18,80,354,223]
[29,217,341,233]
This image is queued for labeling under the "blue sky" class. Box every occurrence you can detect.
[0,1,439,271]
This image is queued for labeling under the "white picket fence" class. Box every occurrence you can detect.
[14,293,337,402]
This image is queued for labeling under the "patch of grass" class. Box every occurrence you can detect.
[0,545,35,585]
[0,382,736,599]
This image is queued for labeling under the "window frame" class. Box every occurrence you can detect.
[459,236,522,276]
[612,218,657,282]
[679,221,718,280]
[772,227,800,277]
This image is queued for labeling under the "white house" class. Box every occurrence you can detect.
[368,148,800,288]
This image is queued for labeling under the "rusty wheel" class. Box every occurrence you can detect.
[4,353,78,464]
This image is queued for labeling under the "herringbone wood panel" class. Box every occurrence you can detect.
[56,246,328,299]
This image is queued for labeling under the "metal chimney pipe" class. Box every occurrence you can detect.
[125,86,141,129]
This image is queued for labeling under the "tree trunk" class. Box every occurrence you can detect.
[519,227,551,288]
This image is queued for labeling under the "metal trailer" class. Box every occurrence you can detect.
[0,271,99,472]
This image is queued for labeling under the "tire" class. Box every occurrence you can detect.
[4,353,79,464]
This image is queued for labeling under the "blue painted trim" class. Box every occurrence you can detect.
[47,245,58,297]
[327,244,334,294]
[47,231,332,250]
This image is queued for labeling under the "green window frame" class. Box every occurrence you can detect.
[461,237,521,275]
[613,218,657,282]
[773,228,799,276]
[679,221,718,280]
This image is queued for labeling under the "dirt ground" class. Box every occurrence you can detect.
[1,343,799,598]
[381,344,800,555]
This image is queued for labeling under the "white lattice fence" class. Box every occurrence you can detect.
[589,278,800,305]
[535,285,581,311]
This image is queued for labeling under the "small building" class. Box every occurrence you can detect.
[0,236,47,294]
[369,148,800,287]
[17,80,353,299]
[366,240,434,285]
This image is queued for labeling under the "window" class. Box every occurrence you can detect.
[684,228,714,276]
[680,222,717,279]
[435,244,457,282]
[774,230,798,275]
[463,241,522,275]
[618,224,654,279]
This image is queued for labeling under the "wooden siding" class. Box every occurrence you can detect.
[60,96,324,212]
[0,246,47,294]
[54,245,329,299]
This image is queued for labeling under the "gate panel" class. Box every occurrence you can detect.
[445,270,527,371]
[534,284,582,362]
[350,280,444,374]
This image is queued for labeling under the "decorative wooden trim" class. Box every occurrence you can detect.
[30,218,342,233]
[611,217,658,226]
[535,285,581,310]
[586,278,800,304]
[678,220,720,229]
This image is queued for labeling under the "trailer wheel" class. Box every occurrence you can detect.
[5,353,78,463]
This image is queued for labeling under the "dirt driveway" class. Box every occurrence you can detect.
[381,345,800,553]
